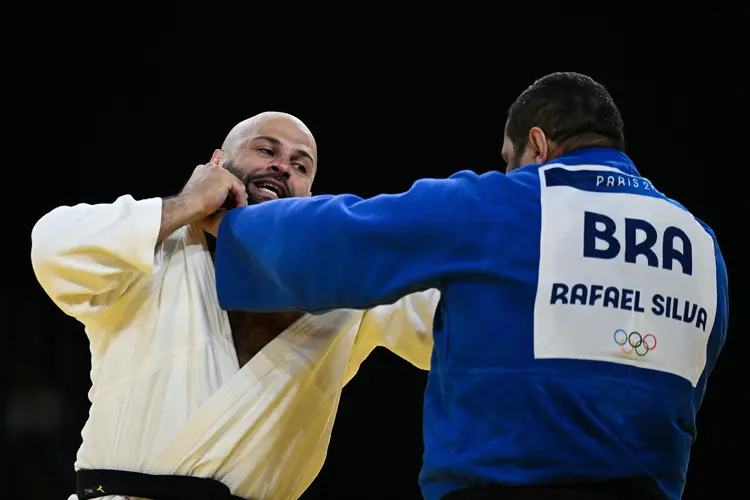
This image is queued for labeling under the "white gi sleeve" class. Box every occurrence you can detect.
[345,289,440,383]
[30,195,163,325]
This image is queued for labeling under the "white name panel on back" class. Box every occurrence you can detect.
[533,164,717,386]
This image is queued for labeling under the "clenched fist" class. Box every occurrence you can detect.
[181,163,249,219]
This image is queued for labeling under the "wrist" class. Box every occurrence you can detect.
[173,193,207,223]
[160,194,205,233]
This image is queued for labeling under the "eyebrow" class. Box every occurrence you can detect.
[253,135,315,165]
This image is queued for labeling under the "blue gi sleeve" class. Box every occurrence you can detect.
[215,171,495,313]
[692,231,729,413]
[703,237,729,378]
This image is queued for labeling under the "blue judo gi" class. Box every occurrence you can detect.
[215,148,729,500]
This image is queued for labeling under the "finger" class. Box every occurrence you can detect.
[228,178,248,207]
[219,169,247,207]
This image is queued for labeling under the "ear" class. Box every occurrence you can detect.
[527,127,550,164]
[210,149,224,165]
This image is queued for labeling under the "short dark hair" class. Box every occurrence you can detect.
[506,72,625,158]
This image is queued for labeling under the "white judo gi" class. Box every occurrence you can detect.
[30,195,439,500]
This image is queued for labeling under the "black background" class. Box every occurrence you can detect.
[6,4,741,499]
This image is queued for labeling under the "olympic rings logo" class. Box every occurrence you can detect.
[613,329,657,357]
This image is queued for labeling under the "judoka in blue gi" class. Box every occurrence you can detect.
[207,73,729,500]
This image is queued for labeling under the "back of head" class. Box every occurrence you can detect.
[505,72,625,166]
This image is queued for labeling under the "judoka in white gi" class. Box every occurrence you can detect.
[31,112,439,500]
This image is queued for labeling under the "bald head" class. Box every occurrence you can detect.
[221,111,316,161]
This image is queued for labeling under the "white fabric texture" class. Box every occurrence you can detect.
[31,195,438,500]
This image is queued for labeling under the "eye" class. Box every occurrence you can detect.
[258,148,274,156]
[294,163,308,174]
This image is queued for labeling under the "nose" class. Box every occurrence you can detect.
[269,163,291,179]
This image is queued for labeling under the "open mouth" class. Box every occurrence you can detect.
[250,179,288,199]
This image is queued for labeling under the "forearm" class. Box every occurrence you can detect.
[216,193,427,313]
[215,173,491,313]
[158,194,205,244]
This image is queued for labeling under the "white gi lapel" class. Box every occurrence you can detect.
[145,309,362,476]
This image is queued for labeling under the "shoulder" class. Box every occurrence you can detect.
[661,196,727,292]
[663,196,722,248]
[419,169,526,196]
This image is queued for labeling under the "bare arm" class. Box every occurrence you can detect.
[158,195,205,244]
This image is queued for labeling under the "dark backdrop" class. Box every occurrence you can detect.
[6,5,741,499]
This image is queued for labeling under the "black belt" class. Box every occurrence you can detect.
[76,469,248,500]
